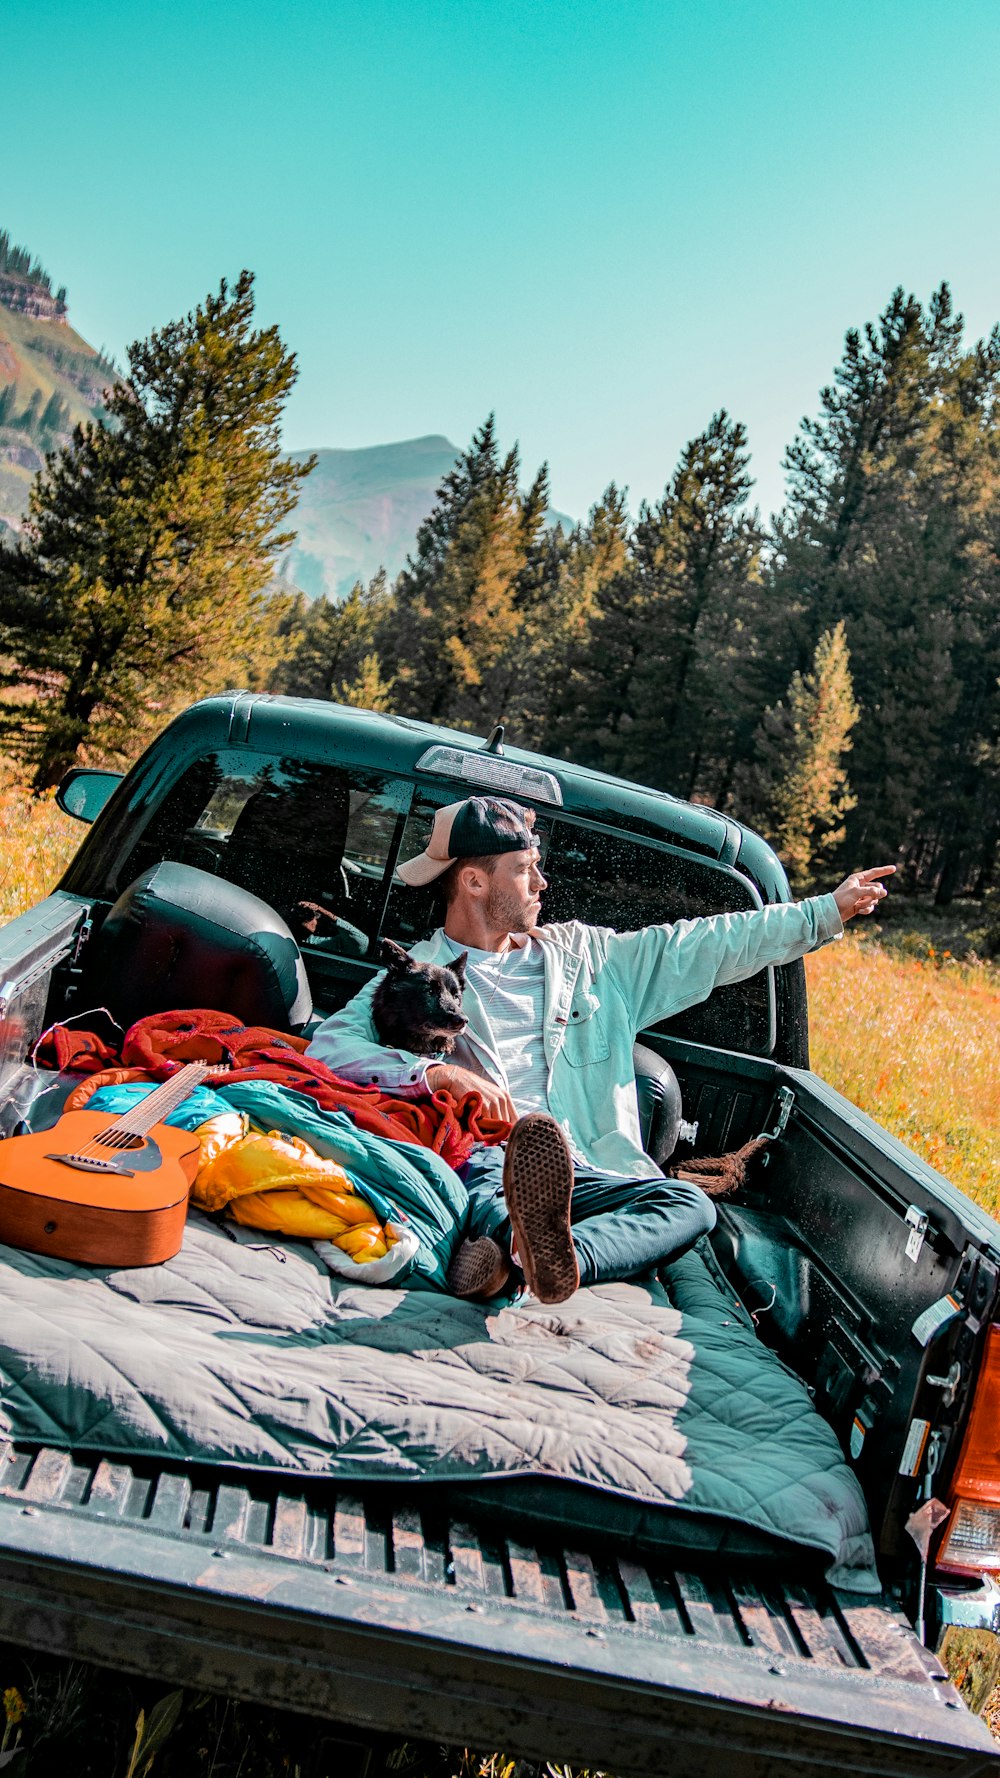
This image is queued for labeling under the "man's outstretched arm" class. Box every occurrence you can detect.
[603,865,896,1035]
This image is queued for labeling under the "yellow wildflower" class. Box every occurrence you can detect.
[3,1688,25,1725]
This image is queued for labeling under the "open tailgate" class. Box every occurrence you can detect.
[0,1441,996,1777]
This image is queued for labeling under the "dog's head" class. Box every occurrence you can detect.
[372,939,469,1056]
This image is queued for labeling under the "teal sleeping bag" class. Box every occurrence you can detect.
[86,1081,236,1130]
[217,1080,467,1291]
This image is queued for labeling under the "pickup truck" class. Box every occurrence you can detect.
[1,691,999,1777]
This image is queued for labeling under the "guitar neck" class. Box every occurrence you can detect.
[115,1064,214,1136]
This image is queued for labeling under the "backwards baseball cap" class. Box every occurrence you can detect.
[395,796,537,887]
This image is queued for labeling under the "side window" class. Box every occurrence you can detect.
[113,750,410,961]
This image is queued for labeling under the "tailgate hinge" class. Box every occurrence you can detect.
[71,914,93,966]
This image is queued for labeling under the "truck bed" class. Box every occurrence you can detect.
[1,1438,993,1777]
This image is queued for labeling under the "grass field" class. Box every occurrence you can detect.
[805,933,999,1214]
[0,772,79,924]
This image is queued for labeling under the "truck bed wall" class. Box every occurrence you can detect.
[659,1035,1000,1568]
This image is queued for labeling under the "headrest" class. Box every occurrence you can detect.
[90,861,313,1035]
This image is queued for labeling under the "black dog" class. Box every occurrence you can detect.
[371,939,469,1056]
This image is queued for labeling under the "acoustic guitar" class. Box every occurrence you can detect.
[0,1063,221,1267]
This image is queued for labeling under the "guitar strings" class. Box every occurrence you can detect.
[70,1065,211,1161]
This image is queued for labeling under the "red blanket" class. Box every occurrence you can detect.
[37,1009,510,1171]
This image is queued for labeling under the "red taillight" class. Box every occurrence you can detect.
[937,1324,1000,1574]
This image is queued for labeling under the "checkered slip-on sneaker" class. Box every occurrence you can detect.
[446,1235,511,1300]
[502,1113,579,1304]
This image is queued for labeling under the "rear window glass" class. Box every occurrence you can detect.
[384,794,773,1055]
[113,750,410,961]
[542,820,772,1054]
[109,762,774,1053]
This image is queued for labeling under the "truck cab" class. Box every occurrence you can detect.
[1,692,998,1775]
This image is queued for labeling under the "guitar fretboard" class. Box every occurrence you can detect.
[93,1064,215,1145]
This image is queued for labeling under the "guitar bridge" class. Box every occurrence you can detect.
[45,1152,137,1177]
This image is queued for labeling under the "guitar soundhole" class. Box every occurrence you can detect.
[97,1133,145,1151]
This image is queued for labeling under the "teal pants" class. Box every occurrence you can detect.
[460,1143,715,1286]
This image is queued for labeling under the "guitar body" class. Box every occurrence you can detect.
[0,1111,202,1267]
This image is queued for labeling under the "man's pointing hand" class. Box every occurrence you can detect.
[832,865,896,923]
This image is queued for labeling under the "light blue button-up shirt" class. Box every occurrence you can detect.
[307,896,843,1178]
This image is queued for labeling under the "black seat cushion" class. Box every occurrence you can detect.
[633,1041,685,1168]
[88,861,313,1035]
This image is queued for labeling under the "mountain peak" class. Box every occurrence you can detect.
[280,434,463,598]
[280,434,574,601]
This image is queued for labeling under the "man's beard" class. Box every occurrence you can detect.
[484,881,537,936]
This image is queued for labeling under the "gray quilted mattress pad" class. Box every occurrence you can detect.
[0,1213,877,1589]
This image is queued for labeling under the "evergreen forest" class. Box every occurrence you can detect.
[2,277,999,906]
[277,284,1000,903]
[0,231,58,297]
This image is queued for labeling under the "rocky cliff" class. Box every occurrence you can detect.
[0,239,114,537]
[0,271,67,322]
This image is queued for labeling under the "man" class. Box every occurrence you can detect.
[307,796,894,1304]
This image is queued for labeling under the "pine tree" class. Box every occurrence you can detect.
[275,573,395,708]
[513,485,628,751]
[39,392,67,438]
[561,414,764,800]
[736,622,860,895]
[0,271,313,786]
[775,284,1000,895]
[384,417,549,731]
[544,486,631,757]
[476,463,570,743]
[15,390,43,435]
[338,650,396,712]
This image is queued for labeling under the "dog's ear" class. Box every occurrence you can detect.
[379,938,416,973]
[449,950,468,987]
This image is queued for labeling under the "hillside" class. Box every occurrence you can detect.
[279,435,465,599]
[0,234,116,538]
[280,436,576,600]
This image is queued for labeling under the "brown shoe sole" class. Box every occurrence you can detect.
[447,1236,510,1299]
[503,1114,579,1304]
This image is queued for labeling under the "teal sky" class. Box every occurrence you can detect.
[5,0,1000,522]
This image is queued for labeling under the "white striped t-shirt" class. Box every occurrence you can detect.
[452,936,550,1118]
